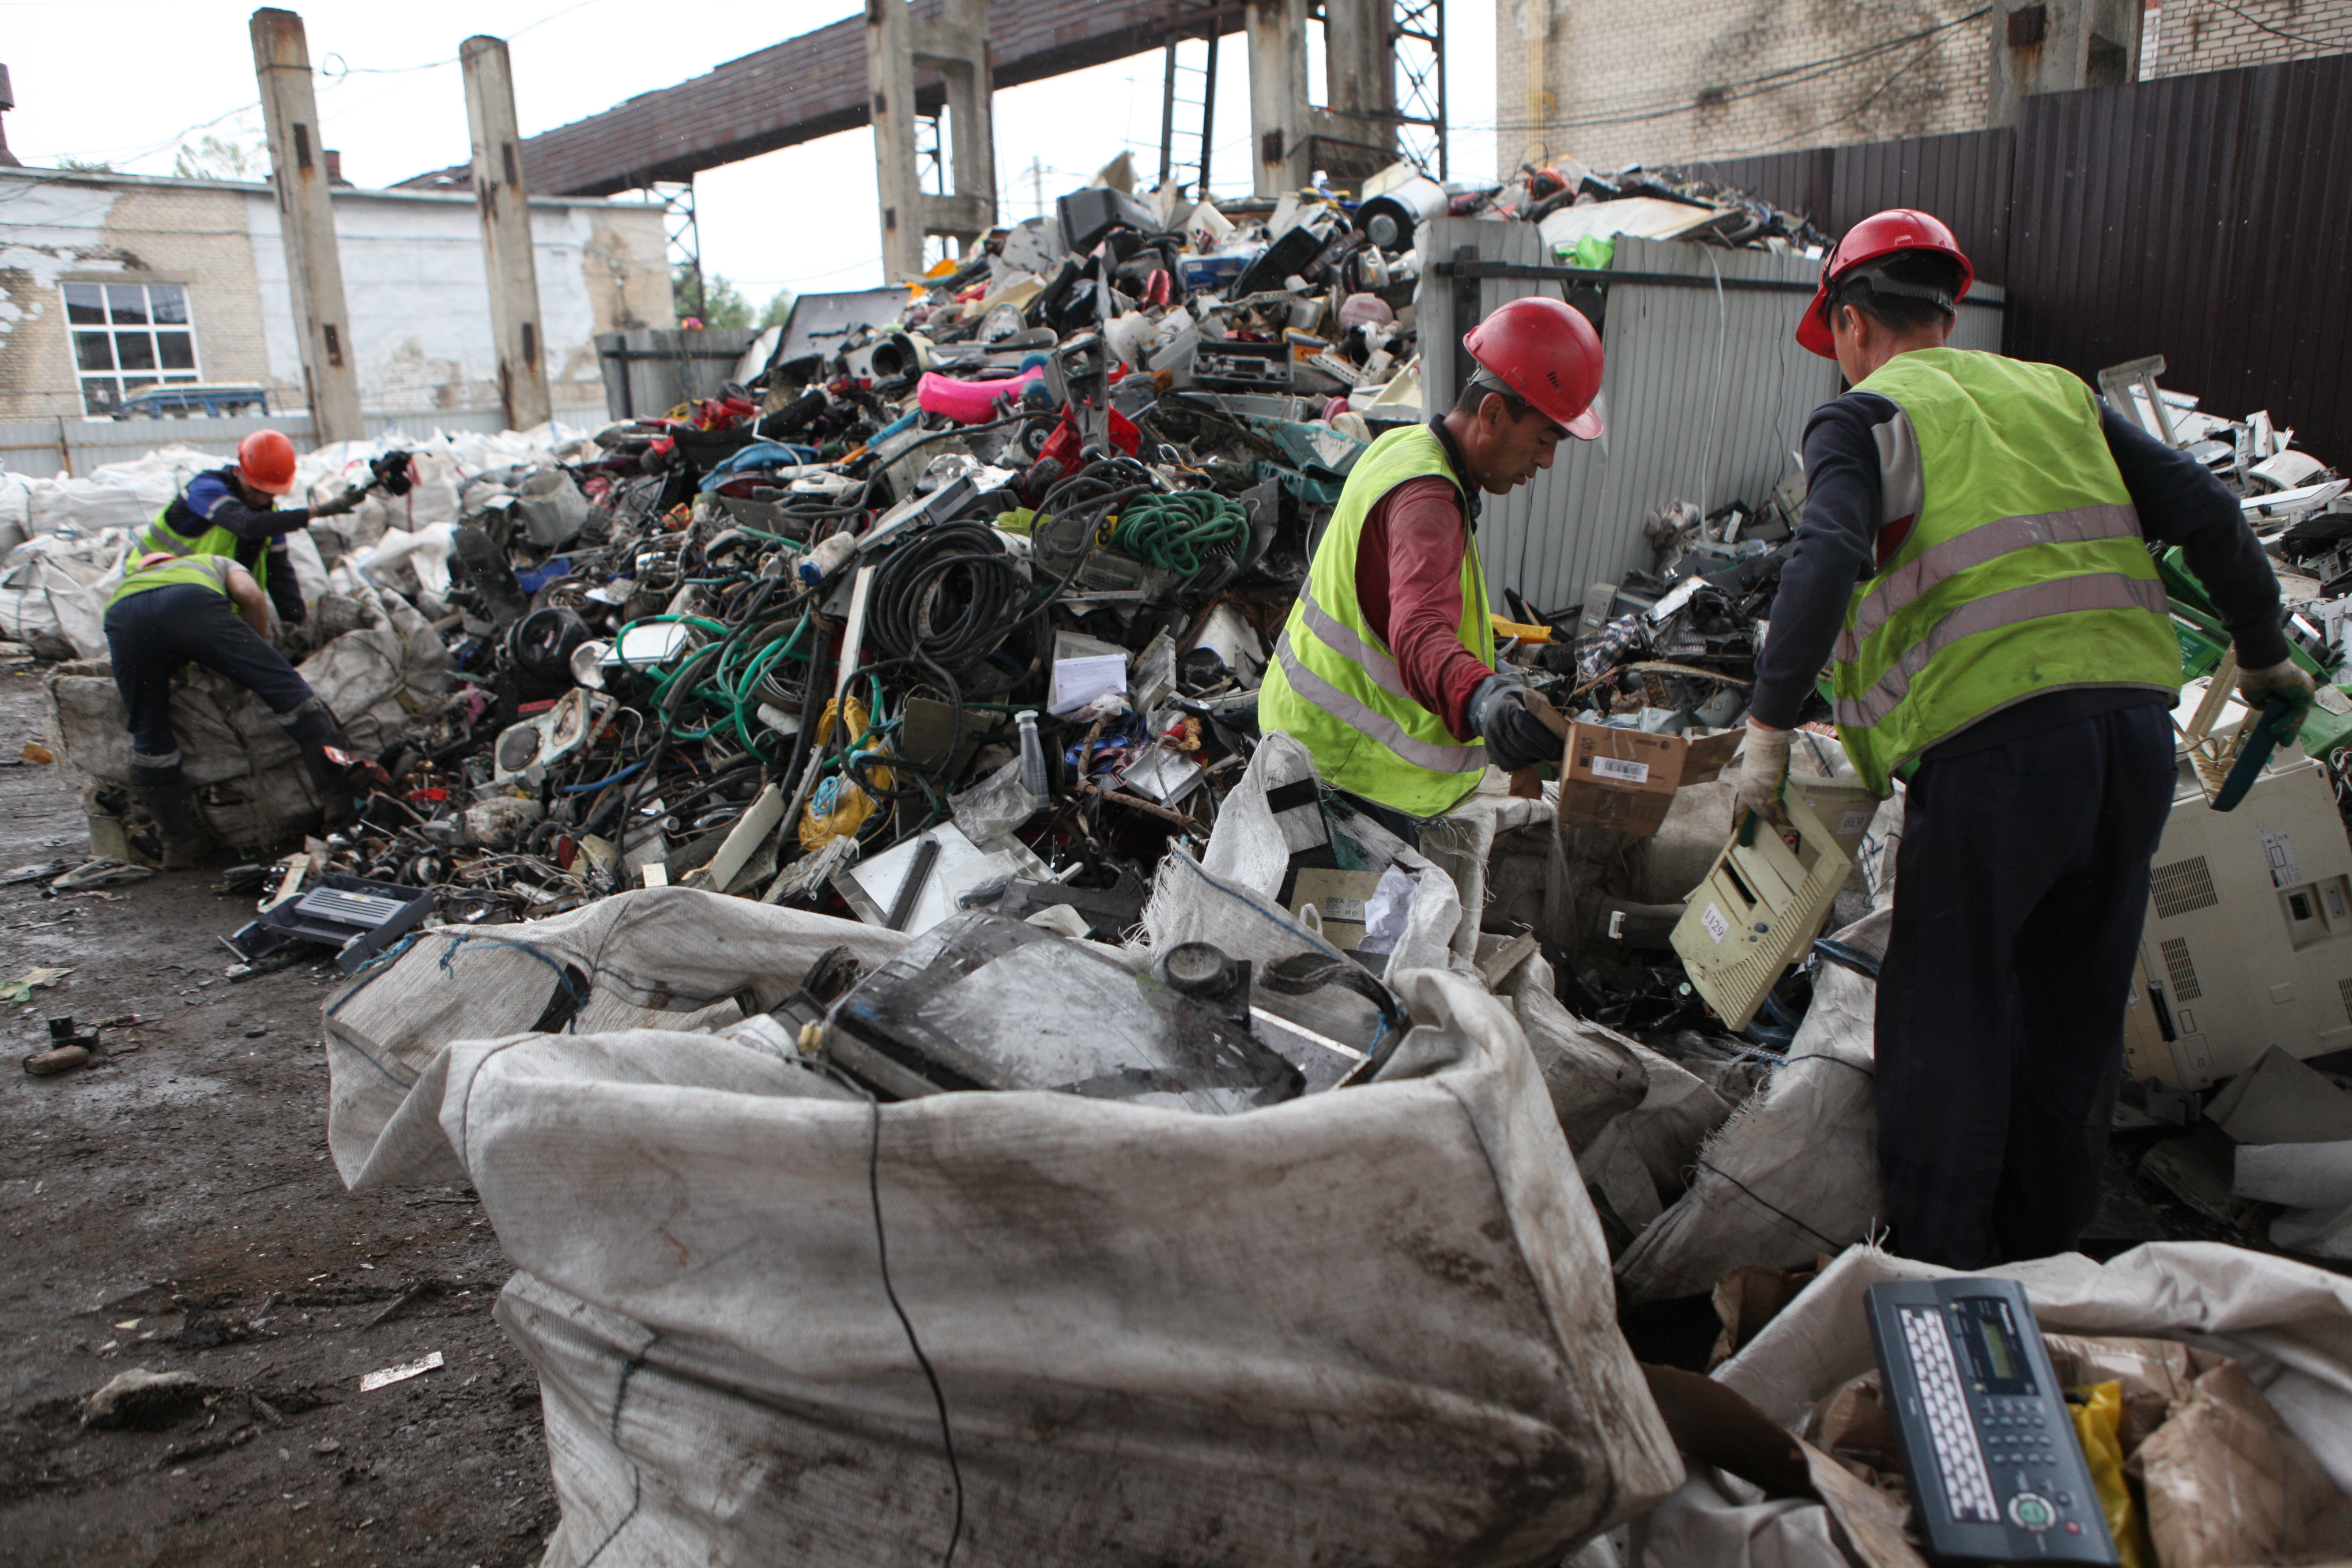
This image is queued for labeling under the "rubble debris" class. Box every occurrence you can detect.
[17,159,2352,1562]
[357,1350,444,1392]
[0,964,73,1001]
[80,1367,210,1429]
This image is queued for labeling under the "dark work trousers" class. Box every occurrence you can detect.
[103,585,329,787]
[1874,702,2176,1269]
[1337,787,1421,848]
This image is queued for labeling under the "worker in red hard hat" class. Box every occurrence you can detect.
[1740,208,2302,1269]
[1257,294,1604,838]
[134,428,370,630]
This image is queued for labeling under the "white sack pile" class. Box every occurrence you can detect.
[42,583,451,844]
[323,886,1687,1567]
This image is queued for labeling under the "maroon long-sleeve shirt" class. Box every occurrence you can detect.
[1354,472,1494,740]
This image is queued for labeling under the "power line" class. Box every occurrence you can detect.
[2196,0,2344,49]
[1470,6,1993,135]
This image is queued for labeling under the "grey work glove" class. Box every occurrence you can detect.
[1467,672,1557,772]
[1733,721,1792,845]
[2238,655,2316,703]
[308,482,370,519]
[2237,655,2317,743]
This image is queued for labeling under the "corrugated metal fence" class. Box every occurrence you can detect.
[0,401,611,476]
[2007,55,2352,458]
[1684,53,2352,461]
[1415,223,2003,615]
[1695,129,2016,284]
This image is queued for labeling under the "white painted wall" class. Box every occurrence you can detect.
[0,177,125,350]
[0,167,659,421]
[246,188,653,415]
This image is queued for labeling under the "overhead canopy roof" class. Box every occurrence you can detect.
[398,0,1246,197]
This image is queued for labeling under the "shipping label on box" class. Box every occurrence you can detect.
[1556,722,1743,838]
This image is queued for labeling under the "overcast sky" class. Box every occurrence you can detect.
[3,0,1498,310]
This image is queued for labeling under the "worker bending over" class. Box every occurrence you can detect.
[1739,209,2305,1269]
[104,552,353,867]
[1258,296,1605,841]
[139,429,363,629]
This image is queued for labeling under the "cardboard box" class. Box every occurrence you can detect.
[1556,722,1743,837]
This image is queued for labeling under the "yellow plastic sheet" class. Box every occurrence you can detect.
[798,695,893,850]
[2071,1380,2154,1568]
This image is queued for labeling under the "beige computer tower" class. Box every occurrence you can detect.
[2123,757,2352,1093]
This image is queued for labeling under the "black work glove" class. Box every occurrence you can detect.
[309,483,370,519]
[1467,672,1558,772]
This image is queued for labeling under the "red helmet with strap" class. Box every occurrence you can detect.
[1461,296,1605,440]
[235,429,298,495]
[1795,209,1974,359]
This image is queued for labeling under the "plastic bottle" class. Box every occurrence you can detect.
[798,529,857,585]
[1015,710,1049,802]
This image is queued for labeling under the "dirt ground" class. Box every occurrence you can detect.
[0,657,2340,1567]
[0,670,555,1567]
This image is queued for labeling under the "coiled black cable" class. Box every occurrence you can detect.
[865,522,1028,673]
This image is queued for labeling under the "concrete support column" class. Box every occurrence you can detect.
[1247,0,1311,197]
[867,0,925,282]
[1521,0,1550,162]
[866,0,995,284]
[461,36,551,432]
[922,0,996,249]
[251,8,362,445]
[1988,0,2142,125]
[1322,0,1395,163]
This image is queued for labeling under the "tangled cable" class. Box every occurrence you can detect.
[865,521,1028,673]
[1102,490,1248,576]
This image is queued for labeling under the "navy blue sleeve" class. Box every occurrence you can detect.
[189,470,312,543]
[1748,394,1890,729]
[264,538,306,625]
[2100,406,2289,669]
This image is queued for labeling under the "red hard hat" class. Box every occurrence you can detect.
[235,429,298,495]
[1795,209,1974,359]
[1461,296,1605,440]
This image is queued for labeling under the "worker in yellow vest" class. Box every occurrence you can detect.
[1257,296,1605,842]
[103,551,355,866]
[137,429,365,630]
[1740,209,2307,1268]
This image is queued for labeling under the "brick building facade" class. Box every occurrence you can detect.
[1499,0,2352,176]
[0,168,669,423]
[2144,0,2352,74]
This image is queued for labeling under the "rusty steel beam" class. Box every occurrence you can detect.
[399,0,1248,198]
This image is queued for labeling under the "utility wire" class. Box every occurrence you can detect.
[1468,7,1992,134]
[2196,0,2343,49]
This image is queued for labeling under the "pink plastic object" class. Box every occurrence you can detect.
[1337,292,1394,330]
[917,365,1046,424]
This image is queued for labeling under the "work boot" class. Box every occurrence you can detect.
[131,783,216,870]
[299,734,359,829]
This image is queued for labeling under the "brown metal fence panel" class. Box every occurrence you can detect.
[2007,55,2352,460]
[1693,130,2012,282]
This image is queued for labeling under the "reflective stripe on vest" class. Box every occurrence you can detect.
[1834,572,2169,729]
[1835,500,2144,660]
[1829,349,2181,794]
[1294,581,1418,707]
[142,500,269,590]
[110,552,238,608]
[1255,423,1494,816]
[1269,630,1487,777]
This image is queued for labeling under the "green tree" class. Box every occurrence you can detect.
[672,265,750,329]
[55,155,115,174]
[757,287,798,330]
[173,134,266,181]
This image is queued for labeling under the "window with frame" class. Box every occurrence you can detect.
[63,282,200,415]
